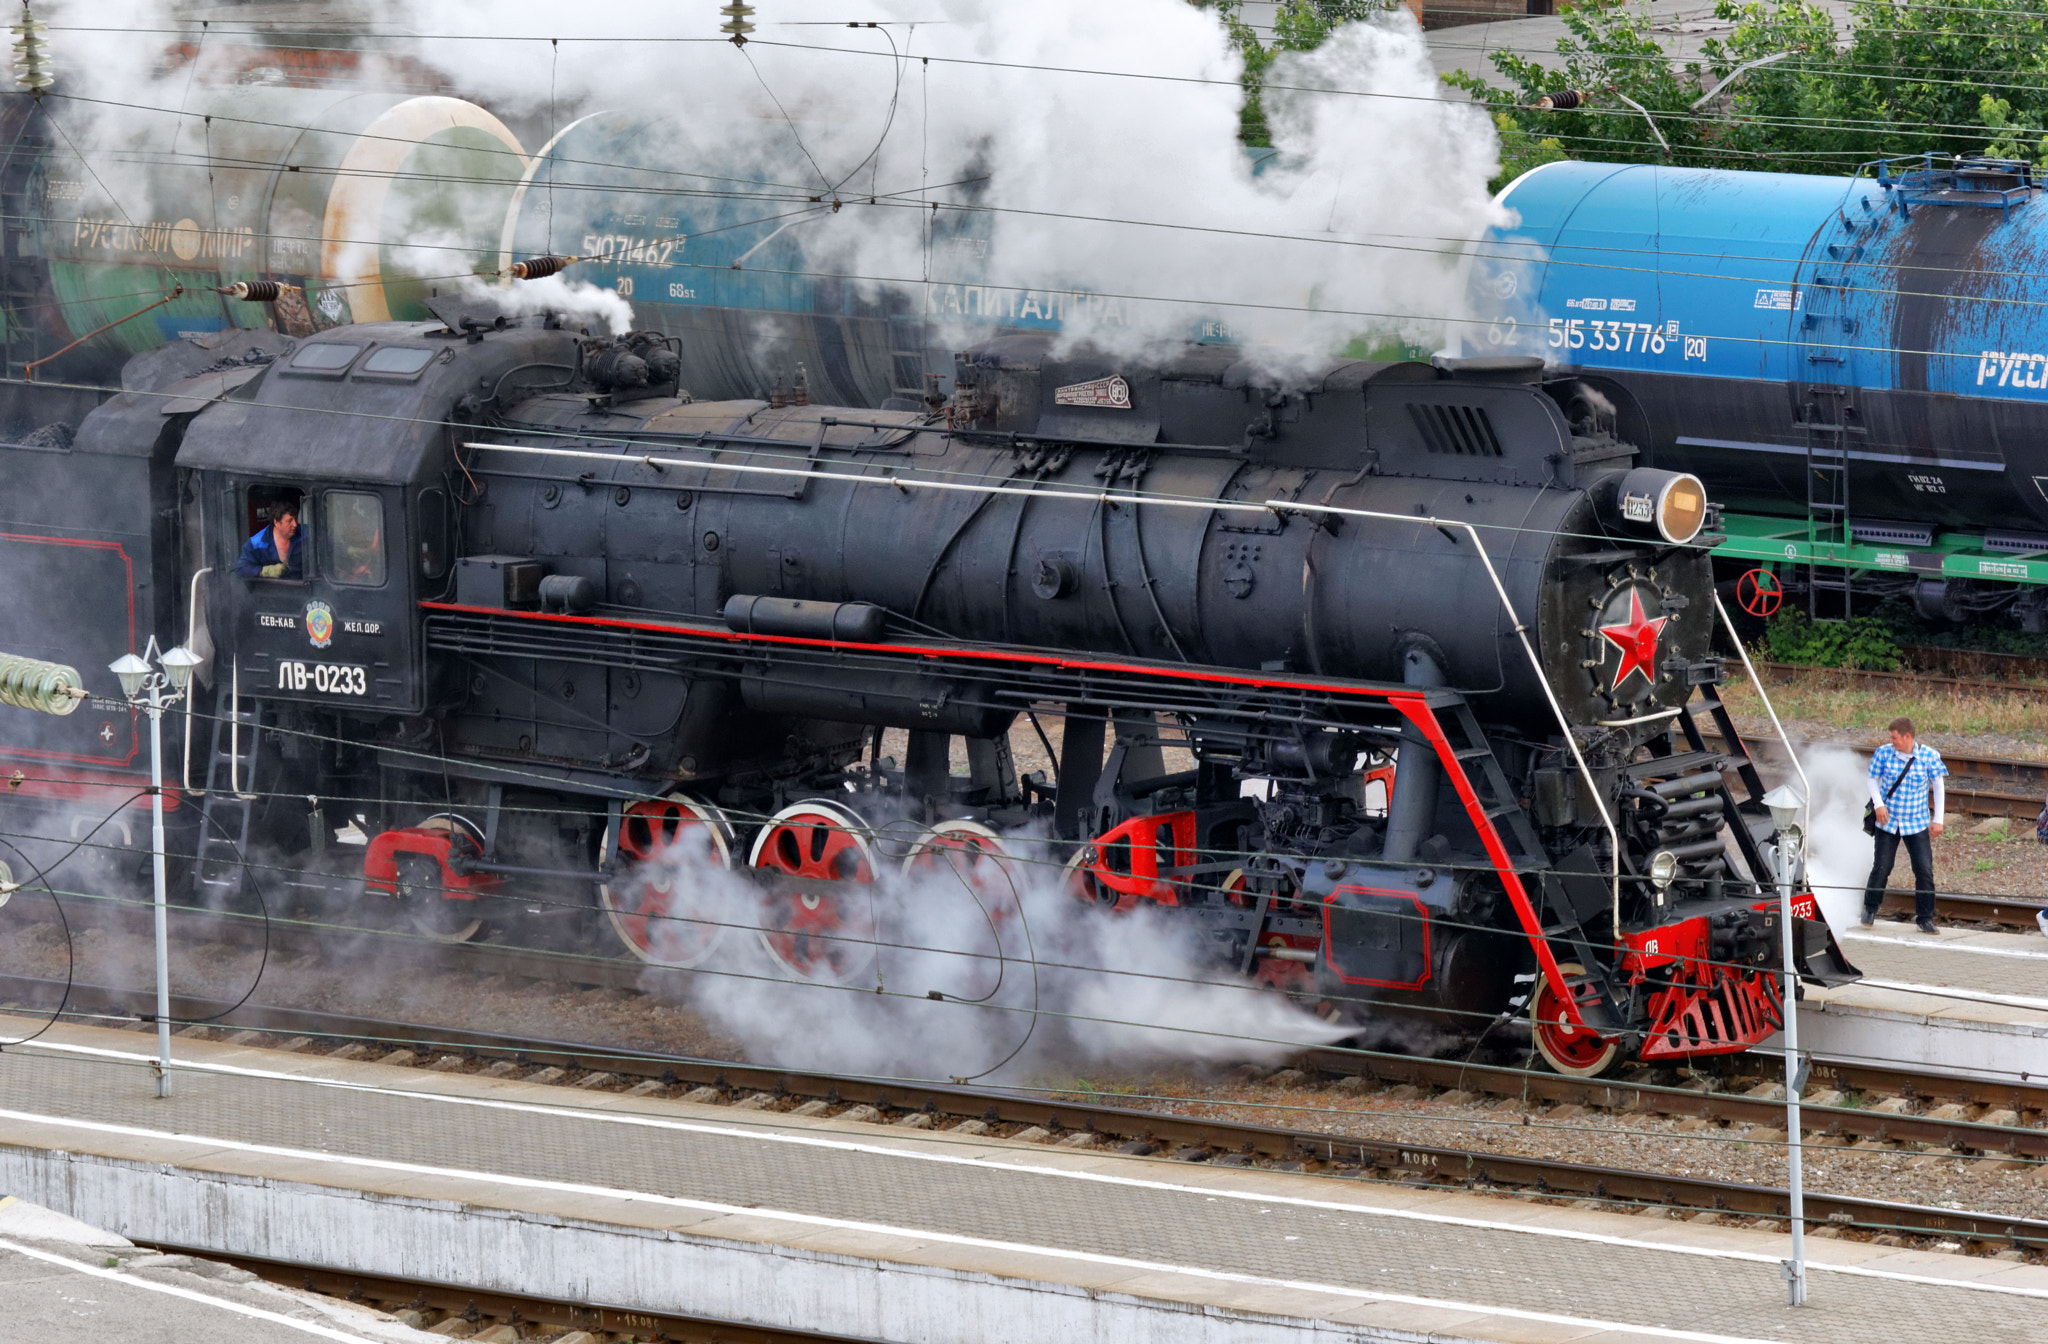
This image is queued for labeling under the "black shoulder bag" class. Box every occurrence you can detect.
[1862,757,1910,836]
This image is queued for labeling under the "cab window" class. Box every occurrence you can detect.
[322,491,386,587]
[236,484,306,581]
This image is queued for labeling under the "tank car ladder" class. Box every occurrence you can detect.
[1797,205,1868,621]
[0,105,54,381]
[190,682,265,907]
[883,291,932,407]
[1800,397,1856,621]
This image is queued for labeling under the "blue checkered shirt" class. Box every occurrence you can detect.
[1868,742,1947,835]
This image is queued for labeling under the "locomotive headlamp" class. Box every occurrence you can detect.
[1648,849,1679,890]
[1614,468,1708,545]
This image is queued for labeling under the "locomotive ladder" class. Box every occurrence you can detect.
[1434,703,1623,1027]
[191,684,266,907]
[1670,685,1860,985]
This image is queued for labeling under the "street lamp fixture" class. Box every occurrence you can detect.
[107,637,201,1099]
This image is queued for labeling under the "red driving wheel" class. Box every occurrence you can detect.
[600,794,733,967]
[902,821,1018,919]
[749,801,878,982]
[1530,962,1621,1077]
[1736,568,1784,618]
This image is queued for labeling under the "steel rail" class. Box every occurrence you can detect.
[5,973,2047,1251]
[1296,1048,2048,1154]
[133,1244,874,1344]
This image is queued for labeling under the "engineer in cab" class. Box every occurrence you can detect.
[236,502,303,580]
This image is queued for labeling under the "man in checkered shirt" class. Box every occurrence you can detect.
[1861,716,1947,934]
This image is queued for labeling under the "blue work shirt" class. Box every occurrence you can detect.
[235,524,303,580]
[1867,742,1947,835]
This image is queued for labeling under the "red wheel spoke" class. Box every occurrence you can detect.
[602,795,732,967]
[751,804,878,982]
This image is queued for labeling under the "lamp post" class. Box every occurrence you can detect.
[1761,782,1808,1306]
[109,639,202,1098]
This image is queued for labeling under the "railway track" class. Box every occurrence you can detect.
[5,970,2046,1255]
[133,1245,861,1344]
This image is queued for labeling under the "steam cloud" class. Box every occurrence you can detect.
[618,823,1345,1081]
[44,0,1511,369]
[1798,744,1885,929]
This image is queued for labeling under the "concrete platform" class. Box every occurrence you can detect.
[0,1195,439,1342]
[2,1018,2046,1343]
[1782,925,2048,1080]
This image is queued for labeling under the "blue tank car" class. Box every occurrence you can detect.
[1483,156,2048,558]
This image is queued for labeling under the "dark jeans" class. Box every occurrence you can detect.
[1864,827,1936,922]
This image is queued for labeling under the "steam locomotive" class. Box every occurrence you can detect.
[0,298,1857,1075]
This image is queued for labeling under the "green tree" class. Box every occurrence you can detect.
[1450,0,2048,177]
[1196,0,1394,146]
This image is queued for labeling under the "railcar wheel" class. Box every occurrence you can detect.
[1530,961,1620,1077]
[600,794,736,967]
[749,800,879,982]
[902,820,1022,992]
[901,821,1016,905]
[397,815,488,944]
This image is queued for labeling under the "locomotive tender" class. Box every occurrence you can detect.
[0,301,1856,1075]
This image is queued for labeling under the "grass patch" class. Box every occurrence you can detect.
[1720,669,2048,748]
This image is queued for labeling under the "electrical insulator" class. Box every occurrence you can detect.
[720,0,755,45]
[1534,90,1584,111]
[0,652,86,716]
[218,280,295,302]
[507,254,579,281]
[11,9,52,95]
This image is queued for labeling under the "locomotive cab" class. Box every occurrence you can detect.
[176,319,566,718]
[216,475,416,710]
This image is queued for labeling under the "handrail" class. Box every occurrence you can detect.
[1714,594,1813,827]
[181,567,211,794]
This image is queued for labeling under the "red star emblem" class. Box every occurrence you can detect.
[1598,586,1668,691]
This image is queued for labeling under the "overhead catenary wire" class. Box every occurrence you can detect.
[32,10,2048,185]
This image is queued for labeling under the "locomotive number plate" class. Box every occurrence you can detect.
[276,660,368,696]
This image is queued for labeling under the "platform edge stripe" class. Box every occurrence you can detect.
[0,1126,1795,1344]
[12,1038,2048,1298]
[1858,979,2048,1013]
[1838,934,2048,964]
[0,1235,383,1342]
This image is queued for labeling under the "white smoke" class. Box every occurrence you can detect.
[1797,743,1880,929]
[401,0,1504,367]
[34,0,1509,368]
[455,273,636,335]
[615,822,1344,1081]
